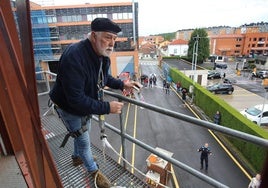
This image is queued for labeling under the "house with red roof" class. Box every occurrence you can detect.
[167,39,189,56]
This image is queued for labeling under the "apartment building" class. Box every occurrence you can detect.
[25,1,139,77]
[176,24,268,57]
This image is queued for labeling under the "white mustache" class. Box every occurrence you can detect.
[106,48,113,51]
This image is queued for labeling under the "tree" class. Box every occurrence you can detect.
[187,28,210,64]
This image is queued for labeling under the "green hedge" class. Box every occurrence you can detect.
[170,67,268,172]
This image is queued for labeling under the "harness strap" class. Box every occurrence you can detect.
[52,104,91,148]
[60,124,88,148]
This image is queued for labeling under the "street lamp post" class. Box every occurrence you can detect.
[192,35,199,82]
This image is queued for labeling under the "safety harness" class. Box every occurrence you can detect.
[56,57,105,148]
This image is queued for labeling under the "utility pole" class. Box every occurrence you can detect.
[192,35,199,82]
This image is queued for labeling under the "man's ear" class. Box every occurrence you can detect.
[91,32,97,41]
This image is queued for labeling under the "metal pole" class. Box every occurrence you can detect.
[132,0,136,46]
[194,35,199,82]
[119,99,127,168]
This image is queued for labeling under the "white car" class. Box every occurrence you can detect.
[240,104,268,126]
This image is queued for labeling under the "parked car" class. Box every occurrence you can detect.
[215,62,228,69]
[256,70,268,79]
[223,78,237,84]
[207,70,221,79]
[240,104,268,126]
[207,83,234,94]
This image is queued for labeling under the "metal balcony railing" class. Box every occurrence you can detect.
[38,70,268,188]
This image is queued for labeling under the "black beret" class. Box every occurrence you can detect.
[91,18,121,34]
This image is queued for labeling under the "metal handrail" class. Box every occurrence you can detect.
[102,89,268,188]
[37,70,268,187]
[104,90,268,148]
[36,70,57,96]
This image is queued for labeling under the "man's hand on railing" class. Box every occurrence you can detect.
[124,80,143,91]
[109,101,124,114]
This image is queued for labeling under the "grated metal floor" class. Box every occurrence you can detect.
[41,113,148,188]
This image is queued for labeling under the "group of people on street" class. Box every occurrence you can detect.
[162,79,171,94]
[148,73,157,88]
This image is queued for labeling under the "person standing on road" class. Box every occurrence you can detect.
[213,110,221,125]
[197,143,212,171]
[176,81,181,93]
[49,17,140,188]
[162,79,167,91]
[165,82,170,94]
[181,87,187,107]
[248,173,261,188]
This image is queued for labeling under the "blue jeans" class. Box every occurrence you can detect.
[57,108,98,172]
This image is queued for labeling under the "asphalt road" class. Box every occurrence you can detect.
[90,60,249,188]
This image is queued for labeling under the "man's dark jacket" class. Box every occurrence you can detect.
[49,39,124,116]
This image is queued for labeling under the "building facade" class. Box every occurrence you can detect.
[28,1,139,77]
[167,39,188,56]
[176,23,268,57]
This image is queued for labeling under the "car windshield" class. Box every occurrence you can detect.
[209,83,220,88]
[245,107,262,116]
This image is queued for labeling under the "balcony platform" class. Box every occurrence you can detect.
[42,113,148,187]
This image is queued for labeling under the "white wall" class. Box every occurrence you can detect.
[168,44,188,56]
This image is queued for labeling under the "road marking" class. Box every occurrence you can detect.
[131,105,138,174]
[171,165,180,188]
[208,129,252,180]
[118,103,131,164]
[172,84,252,182]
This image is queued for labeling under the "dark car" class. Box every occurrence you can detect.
[207,83,234,94]
[215,63,228,69]
[207,70,221,79]
[223,78,237,84]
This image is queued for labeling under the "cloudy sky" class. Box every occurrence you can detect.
[35,0,268,36]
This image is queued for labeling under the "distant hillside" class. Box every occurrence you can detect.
[151,32,176,41]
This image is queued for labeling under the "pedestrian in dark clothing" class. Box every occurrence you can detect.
[198,143,212,171]
[49,18,140,188]
[163,79,166,91]
[149,77,153,88]
[214,111,221,125]
[153,75,157,86]
[165,82,170,94]
[181,87,187,107]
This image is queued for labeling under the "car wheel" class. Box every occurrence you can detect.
[212,91,216,94]
[253,121,257,124]
[228,90,233,94]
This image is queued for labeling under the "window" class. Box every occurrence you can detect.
[87,14,93,21]
[112,13,118,20]
[118,13,123,19]
[128,13,133,19]
[123,13,128,19]
[262,111,268,117]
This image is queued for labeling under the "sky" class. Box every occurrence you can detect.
[34,0,268,36]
